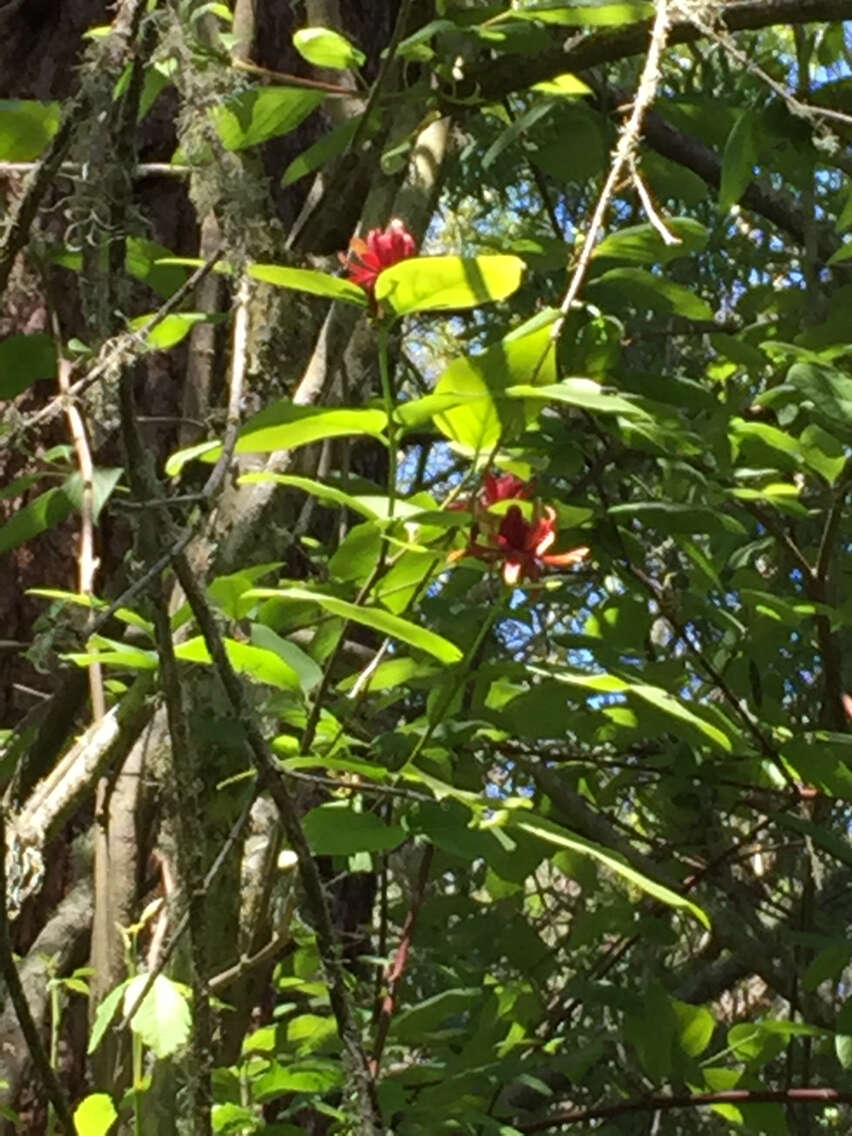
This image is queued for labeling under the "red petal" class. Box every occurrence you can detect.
[542,546,590,567]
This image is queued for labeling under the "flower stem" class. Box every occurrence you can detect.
[402,589,506,771]
[377,324,397,520]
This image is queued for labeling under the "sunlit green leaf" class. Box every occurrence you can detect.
[375,255,525,316]
[0,99,60,160]
[506,813,710,927]
[244,586,463,663]
[214,86,325,150]
[292,26,365,70]
[73,1093,117,1136]
[248,263,367,306]
[123,973,191,1059]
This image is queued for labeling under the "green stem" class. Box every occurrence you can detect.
[377,324,397,520]
[46,982,59,1136]
[402,589,505,772]
[133,1032,143,1136]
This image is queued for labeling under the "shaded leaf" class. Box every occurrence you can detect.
[589,267,713,320]
[0,333,57,400]
[303,802,406,854]
[720,108,757,210]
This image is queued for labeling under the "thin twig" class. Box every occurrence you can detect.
[0,809,75,1135]
[541,0,672,365]
[0,161,191,177]
[52,325,105,724]
[116,794,255,1033]
[231,56,355,96]
[3,246,224,449]
[630,155,681,244]
[171,552,384,1134]
[370,844,433,1076]
[517,1087,852,1132]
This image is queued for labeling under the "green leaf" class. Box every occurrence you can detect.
[173,637,301,691]
[0,100,60,160]
[170,404,388,473]
[129,311,213,350]
[248,263,367,306]
[0,485,75,556]
[244,586,463,664]
[482,102,554,170]
[375,255,525,316]
[592,218,709,264]
[506,2,653,26]
[125,236,189,299]
[254,1059,344,1099]
[214,86,325,151]
[506,813,710,927]
[123,973,191,1059]
[673,1001,715,1057]
[250,624,323,692]
[803,943,852,991]
[720,108,757,210]
[589,267,713,320]
[0,333,57,399]
[88,981,130,1055]
[292,26,366,70]
[237,473,382,519]
[281,116,361,187]
[302,802,406,854]
[799,424,846,483]
[506,378,650,418]
[788,362,852,431]
[211,1103,256,1134]
[531,73,592,97]
[433,309,559,455]
[62,468,123,524]
[73,1093,117,1136]
[542,668,732,751]
[608,500,746,535]
[836,1034,852,1069]
[391,988,483,1040]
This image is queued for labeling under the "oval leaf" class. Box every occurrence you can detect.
[292,26,366,70]
[303,802,406,854]
[375,255,525,316]
[214,87,325,150]
[123,973,191,1059]
[73,1093,117,1136]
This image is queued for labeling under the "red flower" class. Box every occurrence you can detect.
[341,219,417,297]
[448,473,588,585]
[492,505,588,586]
[479,472,532,508]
